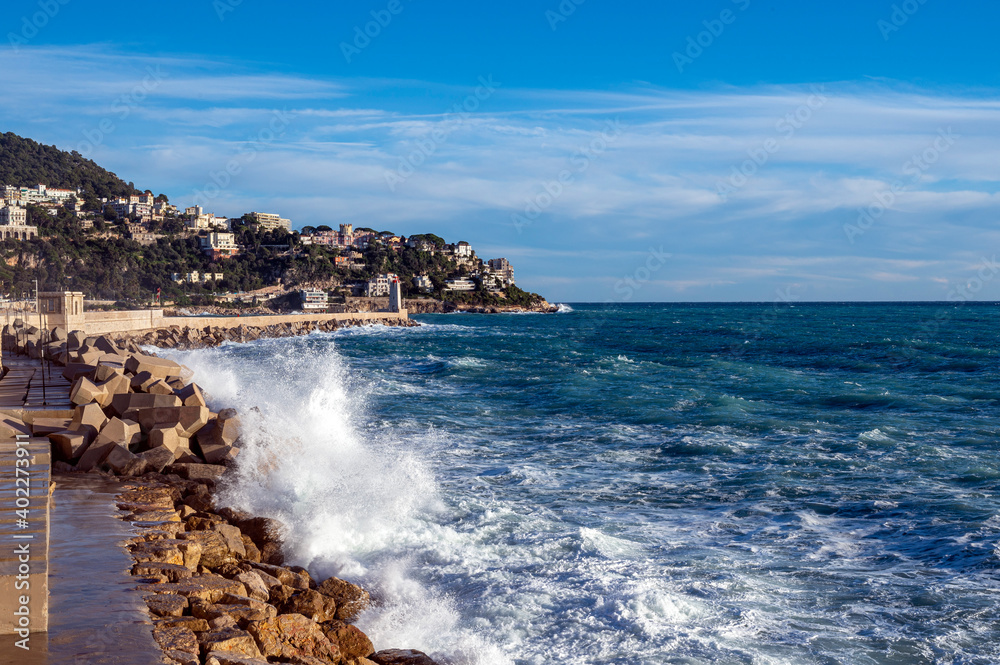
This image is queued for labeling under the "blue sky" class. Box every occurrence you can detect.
[3,0,1000,302]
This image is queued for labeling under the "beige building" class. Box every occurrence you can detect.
[249,212,292,232]
[0,204,27,226]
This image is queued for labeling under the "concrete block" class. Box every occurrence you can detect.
[30,417,72,436]
[94,417,142,448]
[176,383,208,408]
[75,440,118,471]
[94,335,122,355]
[199,443,239,465]
[135,445,177,474]
[125,353,183,379]
[147,379,176,396]
[70,376,108,406]
[108,392,182,418]
[131,370,158,392]
[104,443,138,474]
[51,326,68,341]
[49,429,89,460]
[137,406,210,437]
[62,362,97,383]
[68,329,86,350]
[95,364,125,382]
[70,403,110,443]
[77,349,103,365]
[96,373,131,407]
[0,416,32,441]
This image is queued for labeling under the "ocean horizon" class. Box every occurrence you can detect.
[161,302,1000,664]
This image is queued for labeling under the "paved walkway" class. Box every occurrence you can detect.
[0,357,73,411]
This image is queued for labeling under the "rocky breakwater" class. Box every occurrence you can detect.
[4,330,439,665]
[107,316,419,351]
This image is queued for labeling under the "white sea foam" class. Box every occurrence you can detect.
[163,341,508,664]
[555,304,575,313]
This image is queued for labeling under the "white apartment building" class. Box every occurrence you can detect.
[444,277,476,292]
[365,273,398,297]
[250,212,292,232]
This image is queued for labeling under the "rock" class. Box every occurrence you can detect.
[215,523,247,559]
[246,614,341,661]
[218,511,285,551]
[164,650,200,665]
[142,574,247,604]
[145,593,189,617]
[177,530,239,569]
[176,383,208,408]
[260,542,285,566]
[369,649,440,665]
[323,621,375,660]
[268,584,297,607]
[153,624,199,655]
[204,651,271,665]
[133,562,193,582]
[197,627,262,659]
[251,563,310,590]
[210,615,239,630]
[133,445,177,474]
[103,443,138,474]
[125,353,183,379]
[170,463,228,483]
[316,577,371,621]
[131,539,186,566]
[235,571,270,602]
[283,589,337,623]
[157,616,211,632]
[241,537,262,564]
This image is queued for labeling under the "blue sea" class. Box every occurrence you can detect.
[164,303,1000,665]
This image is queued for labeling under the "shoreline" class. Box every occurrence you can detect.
[3,319,439,665]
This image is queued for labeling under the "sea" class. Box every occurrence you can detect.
[162,303,1000,665]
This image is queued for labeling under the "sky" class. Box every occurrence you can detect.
[2,0,1000,302]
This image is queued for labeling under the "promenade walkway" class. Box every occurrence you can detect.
[0,357,73,411]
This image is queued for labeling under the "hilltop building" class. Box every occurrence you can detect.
[249,212,292,232]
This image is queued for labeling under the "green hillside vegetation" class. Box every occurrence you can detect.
[0,132,138,202]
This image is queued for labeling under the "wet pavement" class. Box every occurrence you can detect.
[0,473,166,665]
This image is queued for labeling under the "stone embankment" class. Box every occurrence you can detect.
[402,298,559,315]
[1,321,438,665]
[107,317,418,350]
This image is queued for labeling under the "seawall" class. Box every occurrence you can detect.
[82,310,409,337]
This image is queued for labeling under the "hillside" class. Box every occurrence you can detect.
[0,132,137,200]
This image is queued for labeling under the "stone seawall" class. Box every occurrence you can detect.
[83,310,410,337]
[104,315,418,350]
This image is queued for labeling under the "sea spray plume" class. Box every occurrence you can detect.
[161,335,510,664]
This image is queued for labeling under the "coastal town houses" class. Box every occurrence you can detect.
[444,277,476,292]
[4,183,80,205]
[487,258,516,287]
[365,273,399,297]
[299,224,355,249]
[172,271,224,284]
[0,201,39,240]
[413,275,433,293]
[300,289,329,311]
[184,206,229,231]
[248,211,292,232]
[199,231,239,260]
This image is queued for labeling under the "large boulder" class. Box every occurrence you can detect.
[246,614,341,661]
[198,628,263,659]
[282,589,337,624]
[370,650,441,665]
[176,531,239,569]
[141,575,246,604]
[316,577,371,621]
[323,621,375,660]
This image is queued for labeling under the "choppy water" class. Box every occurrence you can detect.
[164,303,1000,665]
